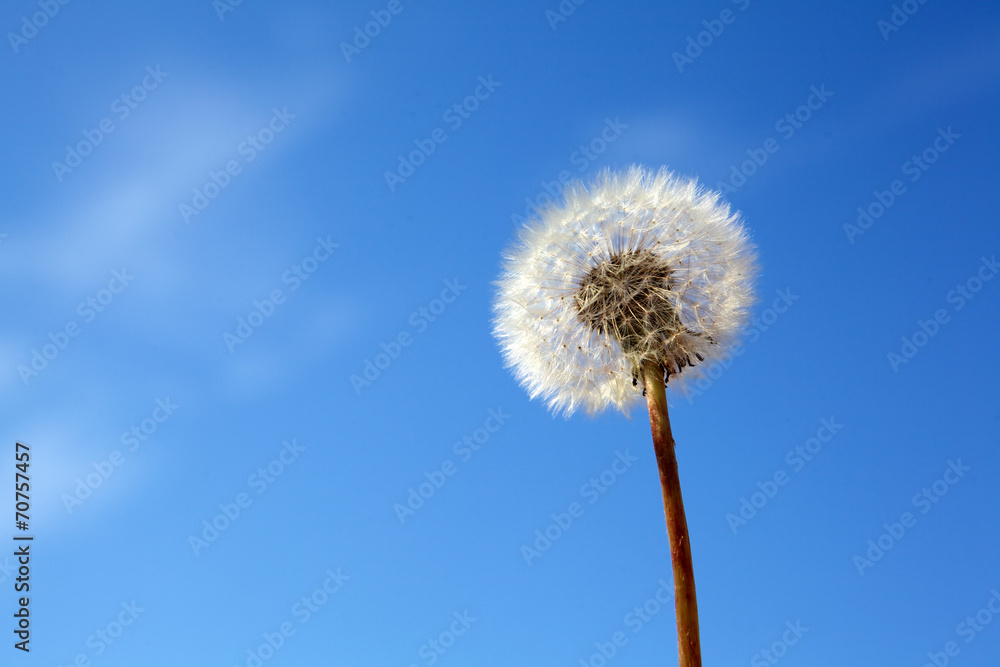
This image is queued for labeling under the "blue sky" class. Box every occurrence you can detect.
[1,0,998,665]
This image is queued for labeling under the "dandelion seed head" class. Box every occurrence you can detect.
[492,165,759,416]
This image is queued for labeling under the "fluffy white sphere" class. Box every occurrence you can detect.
[493,166,759,416]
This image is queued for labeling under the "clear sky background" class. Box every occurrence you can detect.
[1,1,998,665]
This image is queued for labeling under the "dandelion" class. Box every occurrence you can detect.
[493,165,758,667]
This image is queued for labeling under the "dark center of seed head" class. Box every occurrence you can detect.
[574,250,683,359]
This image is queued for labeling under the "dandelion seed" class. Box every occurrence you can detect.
[494,166,757,417]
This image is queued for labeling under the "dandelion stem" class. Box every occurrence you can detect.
[642,360,702,667]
